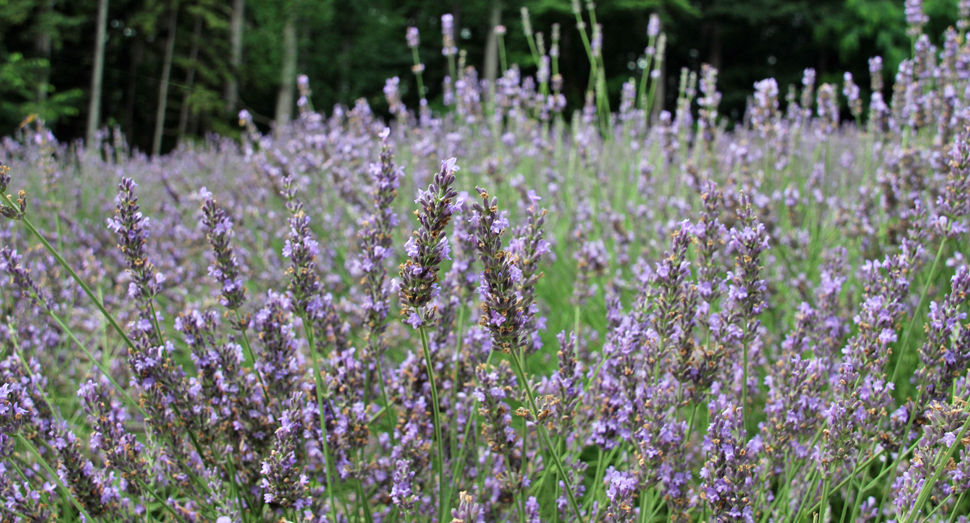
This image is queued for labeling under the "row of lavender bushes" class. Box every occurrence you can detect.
[2,2,970,522]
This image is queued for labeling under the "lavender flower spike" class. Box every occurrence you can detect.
[200,187,249,327]
[399,157,460,326]
[260,409,310,509]
[701,396,760,523]
[472,186,524,353]
[106,177,163,306]
[390,459,417,510]
[356,128,402,353]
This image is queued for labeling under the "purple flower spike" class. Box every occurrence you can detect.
[200,188,249,326]
[260,409,310,509]
[472,187,525,353]
[701,396,760,523]
[399,158,460,325]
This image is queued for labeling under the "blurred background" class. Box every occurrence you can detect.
[0,0,961,154]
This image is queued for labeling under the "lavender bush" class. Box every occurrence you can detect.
[2,3,970,522]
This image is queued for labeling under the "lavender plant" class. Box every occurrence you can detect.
[3,4,970,523]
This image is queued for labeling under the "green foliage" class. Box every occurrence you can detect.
[0,53,82,124]
[0,0,966,148]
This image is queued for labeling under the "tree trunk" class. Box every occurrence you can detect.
[652,16,665,123]
[178,16,202,142]
[153,4,179,156]
[708,20,722,72]
[86,0,109,146]
[483,0,501,92]
[653,57,666,122]
[125,38,144,141]
[35,1,52,106]
[224,0,245,115]
[274,12,297,129]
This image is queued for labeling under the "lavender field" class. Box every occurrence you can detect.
[2,5,970,523]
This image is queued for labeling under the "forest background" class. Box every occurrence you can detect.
[0,0,961,154]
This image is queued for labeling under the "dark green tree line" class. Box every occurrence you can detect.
[0,0,962,152]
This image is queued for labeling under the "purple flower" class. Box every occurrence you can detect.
[406,26,419,48]
[390,459,416,509]
[603,468,639,522]
[701,396,760,523]
[399,158,460,325]
[200,188,248,323]
[472,187,525,353]
[260,409,310,509]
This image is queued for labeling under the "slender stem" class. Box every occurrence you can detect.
[801,441,913,519]
[522,23,540,68]
[507,350,587,523]
[15,433,97,523]
[417,319,448,523]
[450,305,467,460]
[741,344,750,427]
[136,478,193,523]
[583,445,620,513]
[922,492,953,522]
[890,237,948,387]
[948,490,968,523]
[818,477,831,523]
[1,198,138,356]
[146,300,165,346]
[842,472,865,523]
[905,406,970,523]
[41,301,145,416]
[573,304,581,340]
[448,350,496,499]
[375,357,396,442]
[411,47,425,99]
[447,53,457,86]
[356,478,374,523]
[645,491,666,523]
[684,402,702,443]
[877,237,950,519]
[637,35,657,111]
[302,317,339,523]
[233,309,270,402]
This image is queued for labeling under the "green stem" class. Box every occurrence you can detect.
[375,357,397,442]
[448,350,496,501]
[418,319,448,523]
[637,35,657,111]
[1,196,139,357]
[522,22,540,68]
[684,402,702,443]
[233,309,270,402]
[818,477,831,523]
[948,489,968,523]
[302,318,339,523]
[356,478,374,523]
[411,47,425,99]
[42,300,145,417]
[136,478,193,523]
[905,407,970,523]
[877,237,950,519]
[890,237,948,387]
[507,350,586,523]
[922,492,953,522]
[15,433,98,523]
[842,471,866,523]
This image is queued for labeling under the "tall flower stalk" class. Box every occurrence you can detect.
[282,207,339,523]
[355,128,403,436]
[399,157,461,523]
[471,185,586,523]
